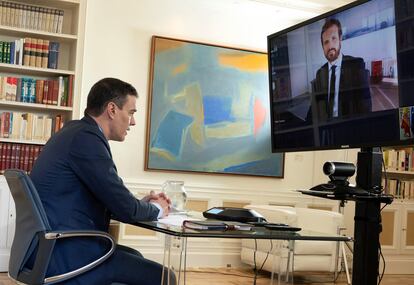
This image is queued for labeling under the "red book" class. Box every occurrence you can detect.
[23,145,30,172]
[47,80,54,105]
[52,79,59,105]
[0,143,4,173]
[3,112,11,138]
[0,113,5,137]
[54,115,61,133]
[10,144,16,168]
[28,145,35,172]
[42,80,49,104]
[36,79,44,104]
[15,144,21,169]
[5,143,12,170]
[19,144,25,171]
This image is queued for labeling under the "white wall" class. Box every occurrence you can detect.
[80,0,357,265]
[81,0,325,192]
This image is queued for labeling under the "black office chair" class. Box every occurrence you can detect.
[4,169,117,285]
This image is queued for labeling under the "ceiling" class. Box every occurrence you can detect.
[247,0,355,15]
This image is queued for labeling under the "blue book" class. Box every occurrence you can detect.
[47,42,60,69]
[21,78,29,103]
[9,42,15,65]
[29,79,36,103]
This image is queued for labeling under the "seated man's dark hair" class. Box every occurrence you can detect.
[85,77,138,116]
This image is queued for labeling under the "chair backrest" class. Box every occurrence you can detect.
[4,169,52,282]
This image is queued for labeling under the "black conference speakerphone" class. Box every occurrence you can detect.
[202,207,301,232]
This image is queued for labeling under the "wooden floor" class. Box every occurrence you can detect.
[2,268,414,285]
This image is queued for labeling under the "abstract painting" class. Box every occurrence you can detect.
[145,36,284,177]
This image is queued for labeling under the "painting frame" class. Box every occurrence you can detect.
[145,36,284,178]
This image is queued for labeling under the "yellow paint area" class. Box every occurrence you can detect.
[231,82,253,119]
[150,147,175,161]
[172,63,188,76]
[154,38,187,53]
[218,53,267,72]
[205,121,252,138]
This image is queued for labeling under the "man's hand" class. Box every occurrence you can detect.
[143,191,172,218]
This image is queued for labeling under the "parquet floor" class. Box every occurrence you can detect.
[1,268,414,285]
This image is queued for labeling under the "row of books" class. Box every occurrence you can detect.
[0,38,59,69]
[383,178,414,200]
[397,25,414,51]
[396,0,414,20]
[0,75,74,107]
[0,142,42,174]
[0,1,64,34]
[383,148,414,172]
[0,112,64,142]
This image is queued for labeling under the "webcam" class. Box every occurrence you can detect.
[323,161,356,185]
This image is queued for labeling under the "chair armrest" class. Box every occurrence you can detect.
[43,230,115,284]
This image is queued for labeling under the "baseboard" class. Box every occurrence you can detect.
[381,256,414,274]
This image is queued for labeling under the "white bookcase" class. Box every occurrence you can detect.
[0,0,86,271]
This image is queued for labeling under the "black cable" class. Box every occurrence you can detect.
[378,149,388,285]
[380,147,388,195]
[258,240,273,272]
[378,241,386,285]
[253,239,258,285]
[253,239,274,285]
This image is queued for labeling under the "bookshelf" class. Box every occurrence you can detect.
[0,0,85,271]
[0,0,85,174]
[380,147,414,273]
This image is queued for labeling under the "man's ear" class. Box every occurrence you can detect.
[106,102,117,119]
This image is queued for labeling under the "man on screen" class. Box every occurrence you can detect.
[312,18,371,121]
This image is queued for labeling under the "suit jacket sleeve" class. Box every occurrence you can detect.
[67,129,159,223]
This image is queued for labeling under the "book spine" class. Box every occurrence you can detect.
[47,41,59,69]
[42,80,49,104]
[23,37,30,66]
[15,144,21,169]
[3,112,10,138]
[57,10,64,34]
[47,79,53,104]
[10,41,15,64]
[29,38,36,67]
[4,143,11,170]
[0,143,5,173]
[35,39,42,68]
[36,79,44,104]
[68,75,74,107]
[29,79,36,103]
[10,143,16,169]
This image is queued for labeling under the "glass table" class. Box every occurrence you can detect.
[133,213,352,285]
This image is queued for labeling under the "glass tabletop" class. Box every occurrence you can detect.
[132,213,352,242]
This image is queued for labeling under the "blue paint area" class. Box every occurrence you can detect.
[151,111,194,157]
[223,155,283,177]
[203,96,233,125]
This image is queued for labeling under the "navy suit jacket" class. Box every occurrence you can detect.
[312,55,372,122]
[30,115,159,275]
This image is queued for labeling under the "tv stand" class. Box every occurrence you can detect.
[301,147,393,285]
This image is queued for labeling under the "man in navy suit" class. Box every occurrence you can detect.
[312,18,372,122]
[30,78,174,284]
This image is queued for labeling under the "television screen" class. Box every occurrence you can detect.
[268,0,414,152]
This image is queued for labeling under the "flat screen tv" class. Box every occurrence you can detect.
[268,0,414,152]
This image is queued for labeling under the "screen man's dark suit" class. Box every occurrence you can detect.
[30,115,166,285]
[312,55,372,122]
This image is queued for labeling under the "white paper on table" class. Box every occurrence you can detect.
[158,213,200,227]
